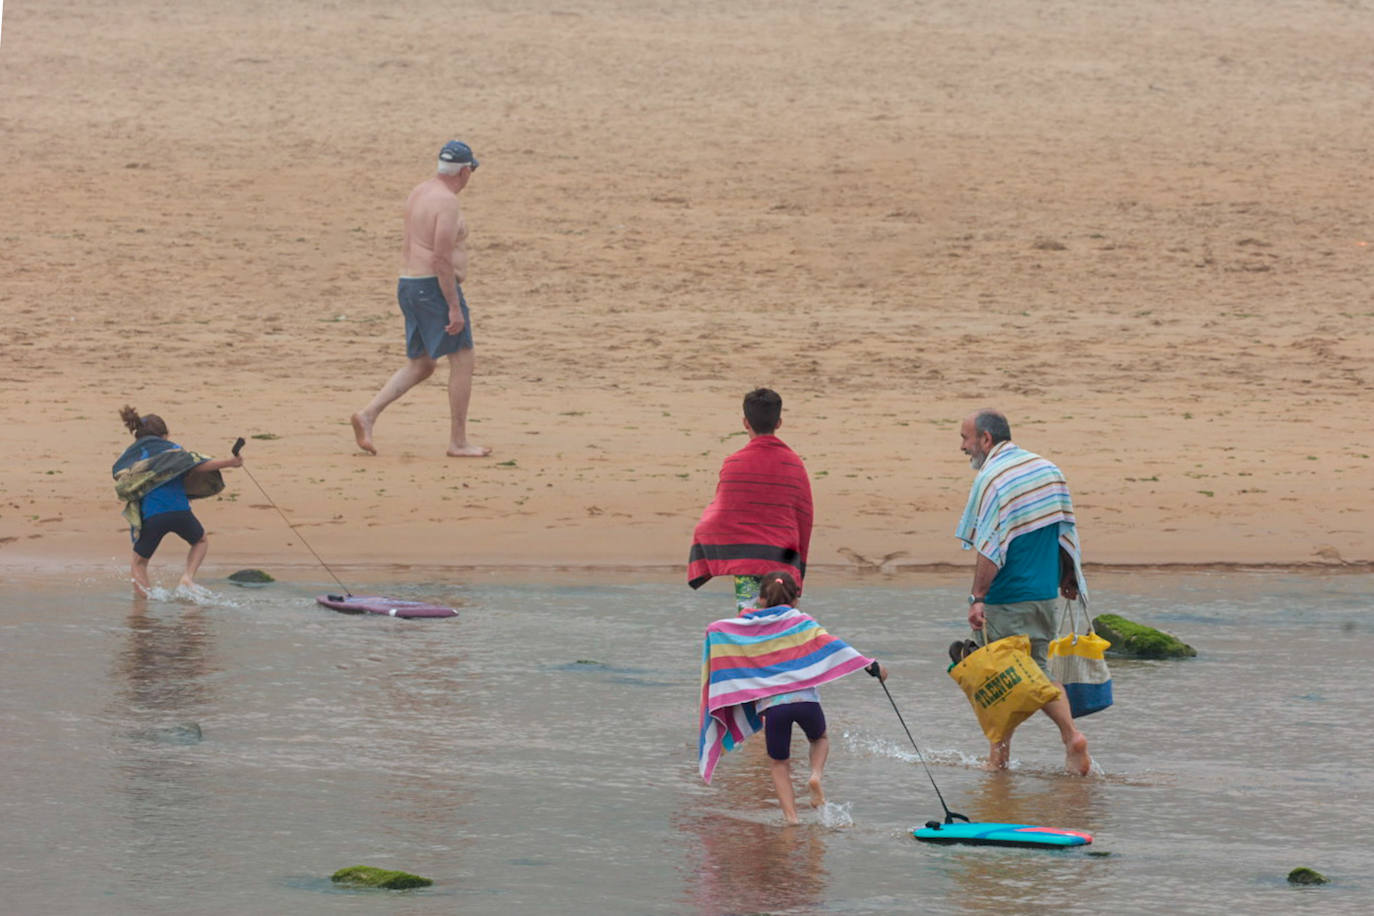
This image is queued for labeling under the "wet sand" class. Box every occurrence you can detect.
[2,0,1371,579]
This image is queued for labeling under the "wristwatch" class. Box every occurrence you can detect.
[967,594,985,605]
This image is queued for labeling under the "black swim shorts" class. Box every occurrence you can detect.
[132,510,205,558]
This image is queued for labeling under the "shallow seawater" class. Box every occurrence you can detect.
[0,569,1370,914]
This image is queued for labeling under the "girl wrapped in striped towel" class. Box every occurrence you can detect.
[698,571,888,824]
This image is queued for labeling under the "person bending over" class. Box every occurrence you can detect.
[113,406,242,594]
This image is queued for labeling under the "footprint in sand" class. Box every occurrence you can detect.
[1312,545,1349,565]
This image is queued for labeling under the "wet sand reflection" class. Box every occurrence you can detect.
[110,602,218,878]
[676,740,829,914]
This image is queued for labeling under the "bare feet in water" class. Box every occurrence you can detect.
[808,774,825,808]
[1065,732,1091,776]
[351,413,376,455]
[447,442,492,457]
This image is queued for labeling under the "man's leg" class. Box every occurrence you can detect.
[180,537,209,589]
[986,738,1011,770]
[445,348,490,457]
[1040,687,1091,775]
[981,605,1015,769]
[352,357,438,454]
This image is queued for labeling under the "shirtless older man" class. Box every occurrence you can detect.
[351,140,492,457]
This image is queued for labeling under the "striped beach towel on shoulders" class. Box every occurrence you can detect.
[954,440,1088,600]
[698,606,871,783]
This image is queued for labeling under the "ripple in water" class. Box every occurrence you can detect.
[841,731,984,769]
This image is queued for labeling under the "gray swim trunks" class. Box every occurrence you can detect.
[397,276,473,359]
[983,598,1059,678]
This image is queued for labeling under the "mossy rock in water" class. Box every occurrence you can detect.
[330,865,432,890]
[228,568,275,586]
[1092,613,1197,659]
[1287,867,1328,886]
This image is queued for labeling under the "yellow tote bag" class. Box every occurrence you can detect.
[948,634,1061,743]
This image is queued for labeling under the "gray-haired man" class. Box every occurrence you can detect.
[956,408,1091,775]
[352,140,492,458]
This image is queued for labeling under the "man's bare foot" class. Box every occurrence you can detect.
[782,812,800,826]
[446,443,492,457]
[984,741,1010,770]
[351,412,376,455]
[808,774,826,808]
[178,576,196,590]
[1065,732,1091,776]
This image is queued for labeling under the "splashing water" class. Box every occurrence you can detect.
[818,801,853,828]
[139,584,241,608]
[174,583,215,603]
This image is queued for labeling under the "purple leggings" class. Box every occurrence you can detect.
[762,701,827,761]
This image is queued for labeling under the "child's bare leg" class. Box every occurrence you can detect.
[769,758,799,825]
[179,537,209,588]
[131,553,151,595]
[807,734,829,807]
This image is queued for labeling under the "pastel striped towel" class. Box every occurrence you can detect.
[954,441,1088,602]
[698,606,872,783]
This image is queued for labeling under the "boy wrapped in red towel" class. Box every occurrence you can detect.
[688,388,813,610]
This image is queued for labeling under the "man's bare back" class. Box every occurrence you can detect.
[401,177,469,283]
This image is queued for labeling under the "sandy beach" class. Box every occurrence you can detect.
[2,0,1371,580]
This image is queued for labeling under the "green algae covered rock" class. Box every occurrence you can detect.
[1092,614,1197,659]
[1287,867,1328,886]
[228,568,275,587]
[330,865,432,890]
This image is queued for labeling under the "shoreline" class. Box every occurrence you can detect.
[4,547,1368,581]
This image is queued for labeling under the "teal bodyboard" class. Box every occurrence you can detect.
[913,822,1092,848]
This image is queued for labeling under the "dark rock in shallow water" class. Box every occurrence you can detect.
[228,568,274,586]
[1092,613,1197,659]
[1287,867,1328,886]
[167,722,202,743]
[136,722,202,745]
[330,866,432,889]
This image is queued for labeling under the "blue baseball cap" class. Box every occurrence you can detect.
[438,140,479,170]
